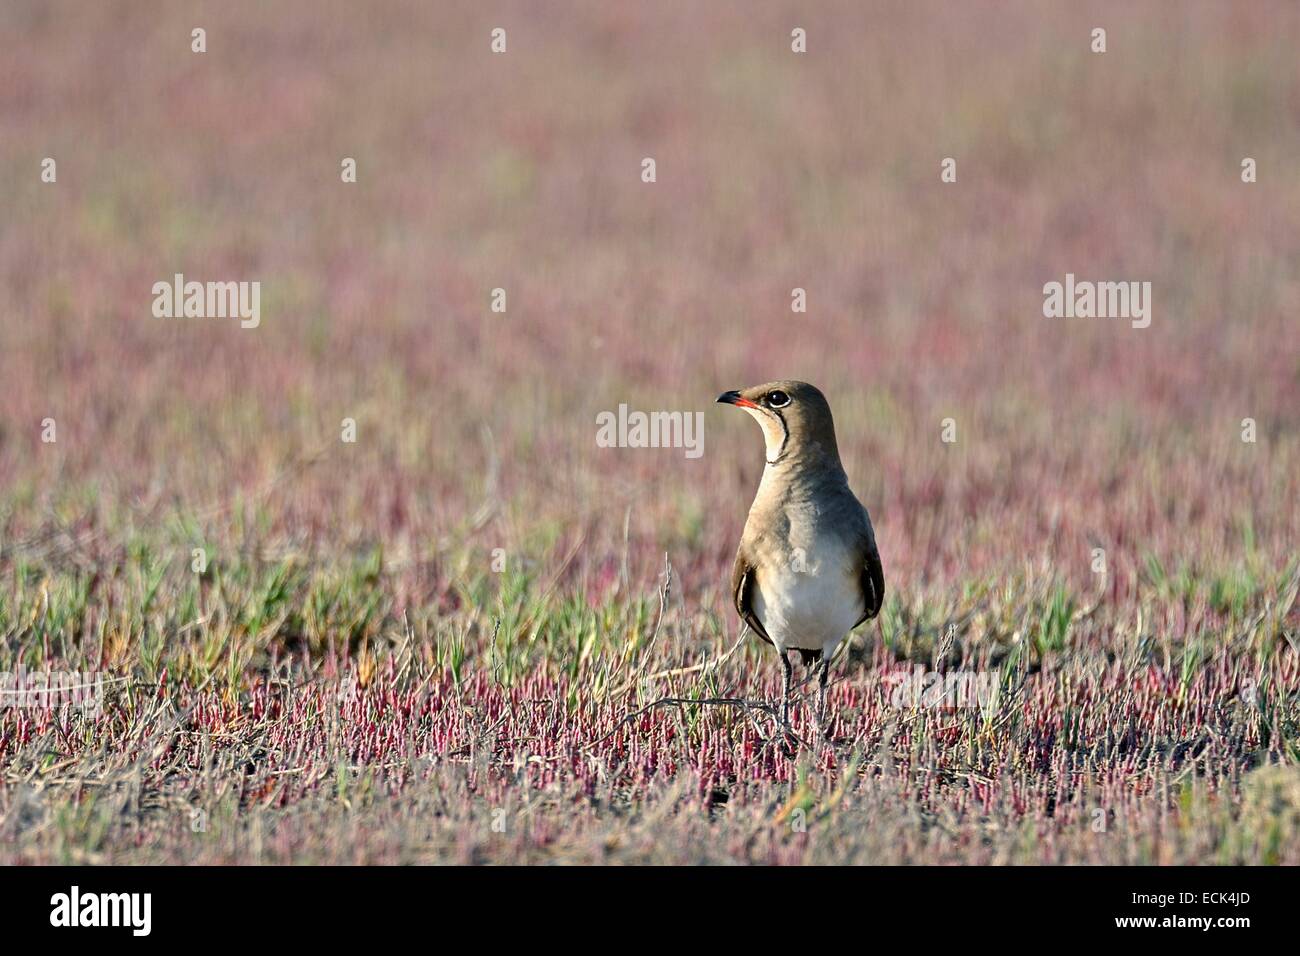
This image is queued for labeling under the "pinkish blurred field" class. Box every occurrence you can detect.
[0,1,1298,863]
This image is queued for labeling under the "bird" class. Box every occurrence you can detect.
[717,381,884,742]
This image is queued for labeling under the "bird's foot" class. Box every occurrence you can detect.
[779,735,798,759]
[759,712,800,757]
[815,706,834,743]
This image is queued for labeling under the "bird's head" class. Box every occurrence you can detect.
[716,380,841,467]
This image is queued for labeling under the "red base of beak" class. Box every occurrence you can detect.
[717,391,758,409]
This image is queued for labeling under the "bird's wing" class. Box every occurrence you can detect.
[854,527,885,629]
[730,550,772,646]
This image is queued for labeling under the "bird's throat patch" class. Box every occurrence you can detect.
[742,406,788,464]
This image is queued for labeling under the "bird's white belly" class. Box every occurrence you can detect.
[753,561,863,653]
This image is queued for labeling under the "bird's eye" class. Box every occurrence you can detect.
[767,390,791,408]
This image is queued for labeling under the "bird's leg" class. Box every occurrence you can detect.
[816,657,830,741]
[779,651,793,738]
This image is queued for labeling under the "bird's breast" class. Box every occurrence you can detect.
[750,537,864,652]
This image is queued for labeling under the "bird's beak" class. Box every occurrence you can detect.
[717,390,758,409]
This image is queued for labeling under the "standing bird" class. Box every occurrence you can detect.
[717,381,884,741]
